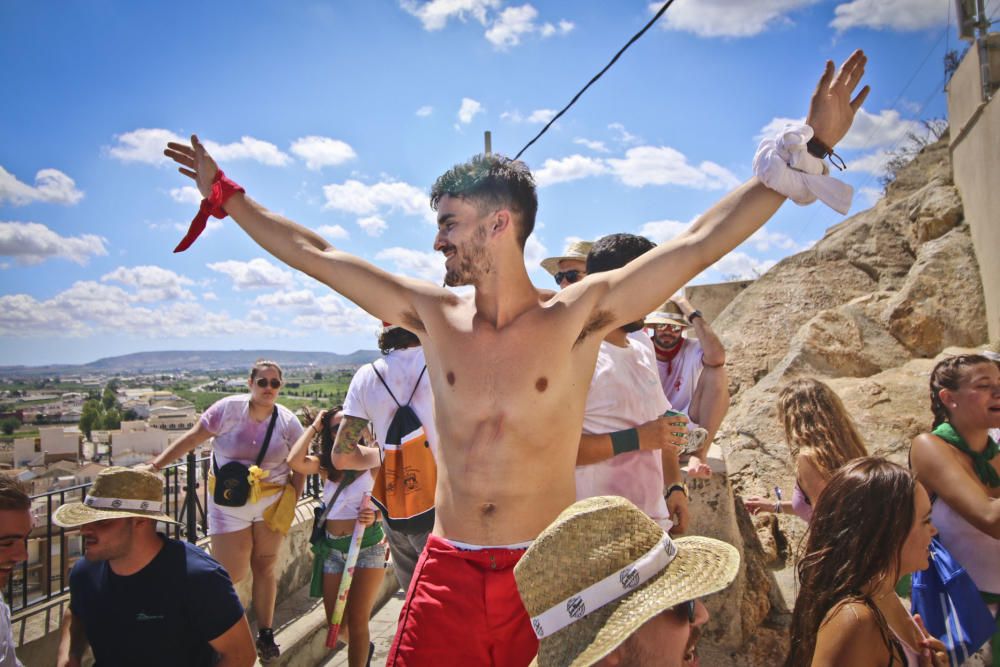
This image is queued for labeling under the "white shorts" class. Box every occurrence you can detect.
[208,492,282,535]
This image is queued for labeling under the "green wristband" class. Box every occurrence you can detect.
[610,428,640,456]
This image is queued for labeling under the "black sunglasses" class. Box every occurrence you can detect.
[554,269,584,285]
[255,378,282,389]
[672,599,696,623]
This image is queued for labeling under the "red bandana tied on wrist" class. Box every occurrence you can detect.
[173,170,245,253]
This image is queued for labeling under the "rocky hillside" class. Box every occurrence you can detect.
[709,134,990,663]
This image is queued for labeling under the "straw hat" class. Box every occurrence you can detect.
[644,300,689,328]
[540,241,594,276]
[53,466,181,528]
[982,340,1000,363]
[514,496,739,667]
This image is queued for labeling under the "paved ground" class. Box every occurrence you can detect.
[319,591,404,666]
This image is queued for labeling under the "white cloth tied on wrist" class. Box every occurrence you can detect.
[753,124,853,214]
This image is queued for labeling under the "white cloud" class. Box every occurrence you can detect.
[106,128,183,165]
[0,166,84,206]
[416,105,434,117]
[607,146,740,190]
[706,251,776,280]
[485,4,539,48]
[653,0,818,38]
[758,109,922,151]
[457,98,484,124]
[253,289,374,333]
[357,215,388,237]
[0,283,290,339]
[401,0,501,31]
[100,265,196,302]
[745,228,802,252]
[0,221,107,265]
[107,129,291,167]
[501,108,557,124]
[289,136,357,170]
[206,258,296,290]
[608,123,640,145]
[202,292,218,301]
[534,155,609,187]
[169,186,202,205]
[204,136,291,166]
[253,289,319,308]
[850,149,893,175]
[523,235,547,274]
[322,179,429,221]
[858,186,884,207]
[375,247,445,283]
[831,0,948,31]
[573,138,610,153]
[316,224,350,240]
[638,219,692,244]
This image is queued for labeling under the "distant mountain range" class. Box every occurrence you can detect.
[0,349,381,377]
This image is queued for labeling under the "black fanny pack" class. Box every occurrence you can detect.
[213,406,278,508]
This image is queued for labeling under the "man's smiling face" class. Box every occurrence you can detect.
[0,508,32,589]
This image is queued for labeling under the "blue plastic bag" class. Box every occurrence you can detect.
[911,536,996,666]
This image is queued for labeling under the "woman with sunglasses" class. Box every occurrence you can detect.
[744,378,868,522]
[910,354,1000,662]
[146,359,305,661]
[785,457,946,667]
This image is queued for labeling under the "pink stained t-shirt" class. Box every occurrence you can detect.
[576,333,672,529]
[199,394,304,486]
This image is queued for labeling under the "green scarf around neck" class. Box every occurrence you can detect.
[932,422,1000,488]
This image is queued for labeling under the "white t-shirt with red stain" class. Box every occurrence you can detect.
[655,337,703,415]
[576,332,672,529]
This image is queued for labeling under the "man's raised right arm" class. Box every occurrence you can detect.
[164,136,442,325]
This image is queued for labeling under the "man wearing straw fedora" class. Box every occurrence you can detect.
[514,496,739,667]
[645,295,728,480]
[53,467,255,667]
[541,240,593,290]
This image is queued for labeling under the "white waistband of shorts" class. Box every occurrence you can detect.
[446,538,534,551]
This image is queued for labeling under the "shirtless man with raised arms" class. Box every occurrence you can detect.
[164,50,868,665]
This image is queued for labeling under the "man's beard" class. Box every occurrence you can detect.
[444,225,491,286]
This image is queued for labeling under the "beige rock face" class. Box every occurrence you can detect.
[701,136,990,665]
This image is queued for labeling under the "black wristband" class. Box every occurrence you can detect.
[806,137,831,159]
[687,310,703,324]
[610,428,640,456]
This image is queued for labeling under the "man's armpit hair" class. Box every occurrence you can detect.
[574,309,615,347]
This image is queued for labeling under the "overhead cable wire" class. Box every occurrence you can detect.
[513,0,677,161]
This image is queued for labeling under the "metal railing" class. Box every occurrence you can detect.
[6,452,321,622]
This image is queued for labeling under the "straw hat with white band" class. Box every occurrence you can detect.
[540,241,594,276]
[514,496,739,667]
[53,466,181,528]
[644,300,689,329]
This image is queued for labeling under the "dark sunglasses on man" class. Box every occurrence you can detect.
[672,599,696,623]
[255,378,282,389]
[654,323,685,333]
[553,269,584,285]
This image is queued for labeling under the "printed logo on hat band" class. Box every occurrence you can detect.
[530,534,678,639]
[84,496,162,512]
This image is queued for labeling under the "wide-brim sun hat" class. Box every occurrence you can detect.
[540,240,594,276]
[514,496,740,667]
[53,466,181,528]
[644,300,689,328]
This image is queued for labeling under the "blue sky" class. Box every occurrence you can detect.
[1,0,987,365]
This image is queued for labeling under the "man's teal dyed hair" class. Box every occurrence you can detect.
[430,153,538,249]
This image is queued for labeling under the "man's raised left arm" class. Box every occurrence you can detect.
[586,51,870,332]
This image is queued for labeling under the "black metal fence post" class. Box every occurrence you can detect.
[185,451,197,543]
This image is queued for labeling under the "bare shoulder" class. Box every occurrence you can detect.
[813,601,887,667]
[910,432,961,471]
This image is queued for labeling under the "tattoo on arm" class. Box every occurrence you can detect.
[333,416,369,455]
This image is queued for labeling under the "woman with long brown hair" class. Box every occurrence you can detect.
[785,457,945,666]
[745,378,868,521]
[910,354,1000,661]
[287,407,385,667]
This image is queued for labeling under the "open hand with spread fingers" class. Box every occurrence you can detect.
[163,135,219,199]
[806,49,870,149]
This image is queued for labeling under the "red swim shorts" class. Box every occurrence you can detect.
[387,534,538,666]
